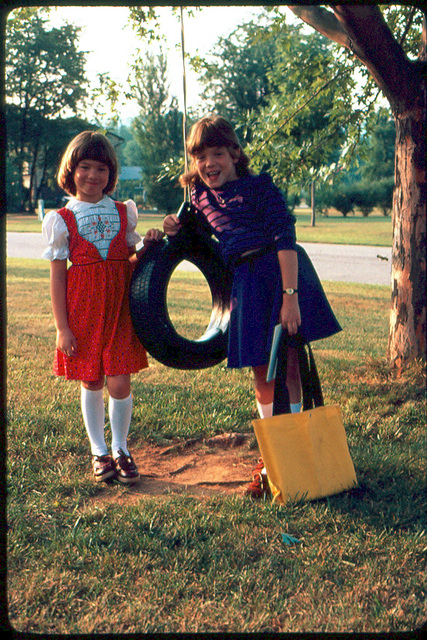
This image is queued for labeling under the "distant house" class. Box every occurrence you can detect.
[115,166,145,205]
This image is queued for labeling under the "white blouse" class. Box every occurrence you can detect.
[42,196,141,261]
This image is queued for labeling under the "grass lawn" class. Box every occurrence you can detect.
[6,206,392,247]
[5,258,425,633]
[294,208,392,246]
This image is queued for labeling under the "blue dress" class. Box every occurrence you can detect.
[191,173,342,368]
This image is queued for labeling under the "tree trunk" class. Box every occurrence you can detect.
[311,179,316,227]
[388,100,426,372]
[17,157,26,212]
[28,133,41,213]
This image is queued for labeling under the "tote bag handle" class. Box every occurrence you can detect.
[273,333,324,416]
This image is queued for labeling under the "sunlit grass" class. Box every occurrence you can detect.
[166,270,213,340]
[6,258,426,634]
[294,209,392,246]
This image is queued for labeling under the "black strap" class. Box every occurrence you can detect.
[272,332,324,415]
[306,342,324,408]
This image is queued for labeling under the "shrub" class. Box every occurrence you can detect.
[375,177,394,216]
[317,178,394,217]
[329,185,356,217]
[352,181,377,217]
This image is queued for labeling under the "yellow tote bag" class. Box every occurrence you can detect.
[252,405,357,505]
[253,333,357,505]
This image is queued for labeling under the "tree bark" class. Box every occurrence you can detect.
[290,4,426,370]
[28,136,40,213]
[311,179,316,227]
[389,85,426,372]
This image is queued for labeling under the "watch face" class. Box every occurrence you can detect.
[285,288,295,295]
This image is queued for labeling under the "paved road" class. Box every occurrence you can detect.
[6,232,392,286]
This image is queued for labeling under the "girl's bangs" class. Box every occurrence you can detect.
[188,126,235,156]
[78,139,113,167]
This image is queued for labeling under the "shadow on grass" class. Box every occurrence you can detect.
[324,468,426,534]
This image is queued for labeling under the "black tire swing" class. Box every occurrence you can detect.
[129,202,232,369]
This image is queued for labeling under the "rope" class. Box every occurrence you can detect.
[180,7,189,201]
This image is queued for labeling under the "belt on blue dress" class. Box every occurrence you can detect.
[233,243,276,267]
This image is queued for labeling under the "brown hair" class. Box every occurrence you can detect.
[179,115,251,188]
[57,131,118,196]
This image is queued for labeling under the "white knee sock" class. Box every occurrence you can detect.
[81,387,107,456]
[256,400,302,416]
[256,400,273,419]
[256,401,273,475]
[109,394,133,459]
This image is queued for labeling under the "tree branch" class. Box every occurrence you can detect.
[288,5,366,59]
[334,5,416,108]
[252,66,352,157]
[289,4,419,111]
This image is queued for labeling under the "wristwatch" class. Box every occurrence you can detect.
[283,288,299,295]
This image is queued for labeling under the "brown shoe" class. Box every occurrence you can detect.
[92,454,116,482]
[114,449,140,484]
[245,458,270,499]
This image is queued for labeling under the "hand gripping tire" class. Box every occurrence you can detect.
[129,203,232,369]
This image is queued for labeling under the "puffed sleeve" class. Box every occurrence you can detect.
[124,200,142,247]
[41,210,70,260]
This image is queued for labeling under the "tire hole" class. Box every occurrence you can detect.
[166,266,214,342]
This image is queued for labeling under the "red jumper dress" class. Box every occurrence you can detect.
[53,200,148,381]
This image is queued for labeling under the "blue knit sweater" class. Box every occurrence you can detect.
[191,173,297,264]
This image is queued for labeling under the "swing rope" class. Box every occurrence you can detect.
[180,7,189,202]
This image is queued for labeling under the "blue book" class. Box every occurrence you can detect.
[266,324,283,382]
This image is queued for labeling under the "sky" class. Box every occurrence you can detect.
[45,5,289,123]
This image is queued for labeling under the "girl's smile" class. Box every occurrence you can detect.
[195,146,239,189]
[74,159,110,202]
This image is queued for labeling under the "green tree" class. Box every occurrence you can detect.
[122,136,145,168]
[357,108,395,183]
[315,108,395,217]
[104,124,138,169]
[193,19,279,142]
[195,12,361,220]
[247,20,356,191]
[6,7,88,211]
[289,4,425,370]
[131,52,185,214]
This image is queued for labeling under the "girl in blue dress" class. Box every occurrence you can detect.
[164,115,341,495]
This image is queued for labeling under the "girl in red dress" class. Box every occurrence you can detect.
[42,131,164,483]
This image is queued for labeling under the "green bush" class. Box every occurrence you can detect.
[352,181,377,217]
[375,177,394,216]
[329,185,356,217]
[317,178,394,217]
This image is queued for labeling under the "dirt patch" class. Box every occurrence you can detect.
[91,433,260,505]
